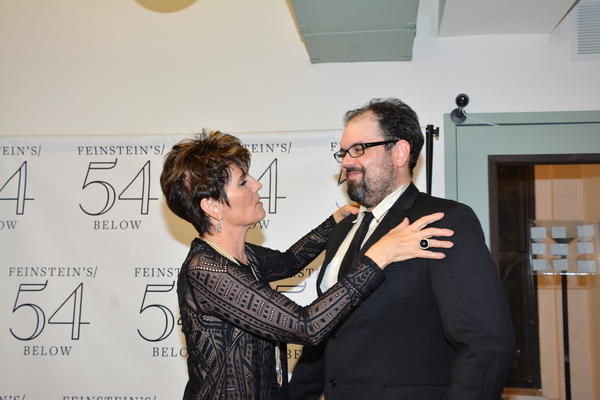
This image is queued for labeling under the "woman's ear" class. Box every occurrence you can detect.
[200,198,221,221]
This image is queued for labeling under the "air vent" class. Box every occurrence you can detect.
[289,0,418,63]
[570,0,600,62]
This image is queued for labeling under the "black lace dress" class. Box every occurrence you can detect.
[178,216,385,400]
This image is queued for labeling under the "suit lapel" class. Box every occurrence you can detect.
[316,215,356,293]
[317,183,421,292]
[357,183,420,259]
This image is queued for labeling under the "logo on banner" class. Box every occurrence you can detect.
[136,281,179,342]
[242,142,292,154]
[79,159,158,222]
[73,143,166,231]
[329,141,347,186]
[9,279,91,341]
[0,161,35,226]
[256,158,286,216]
[134,280,187,357]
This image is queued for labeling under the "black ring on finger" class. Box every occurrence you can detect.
[419,238,430,250]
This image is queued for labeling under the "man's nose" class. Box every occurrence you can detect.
[341,152,355,168]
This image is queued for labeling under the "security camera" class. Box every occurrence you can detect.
[455,93,469,108]
[450,93,469,124]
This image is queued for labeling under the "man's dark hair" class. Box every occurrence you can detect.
[344,98,424,173]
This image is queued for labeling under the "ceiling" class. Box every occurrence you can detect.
[289,0,581,63]
[438,0,578,37]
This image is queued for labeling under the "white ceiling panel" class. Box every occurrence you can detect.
[438,0,578,37]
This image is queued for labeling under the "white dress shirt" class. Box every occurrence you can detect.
[320,183,409,292]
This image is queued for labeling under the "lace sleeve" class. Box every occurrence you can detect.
[249,216,336,282]
[179,240,385,346]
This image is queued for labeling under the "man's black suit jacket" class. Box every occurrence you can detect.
[289,183,515,400]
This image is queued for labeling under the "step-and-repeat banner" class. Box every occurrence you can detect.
[0,131,348,400]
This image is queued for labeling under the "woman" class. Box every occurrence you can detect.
[160,131,453,400]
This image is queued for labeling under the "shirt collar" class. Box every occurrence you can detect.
[356,183,410,223]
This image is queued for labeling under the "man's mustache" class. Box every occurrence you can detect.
[345,166,365,177]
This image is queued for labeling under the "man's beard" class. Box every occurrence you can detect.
[346,160,396,208]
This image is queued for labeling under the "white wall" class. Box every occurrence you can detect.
[1,0,599,197]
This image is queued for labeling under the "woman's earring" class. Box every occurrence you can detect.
[217,219,222,233]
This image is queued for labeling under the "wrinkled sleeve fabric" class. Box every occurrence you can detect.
[250,216,335,283]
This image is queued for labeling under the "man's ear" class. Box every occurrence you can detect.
[394,140,411,168]
[200,198,221,221]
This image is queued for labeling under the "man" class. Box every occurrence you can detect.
[289,98,515,400]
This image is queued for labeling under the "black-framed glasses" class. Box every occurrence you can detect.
[333,140,398,163]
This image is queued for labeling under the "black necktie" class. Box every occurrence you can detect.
[338,212,374,279]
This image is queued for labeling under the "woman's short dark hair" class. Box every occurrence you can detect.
[160,130,250,236]
[344,98,424,174]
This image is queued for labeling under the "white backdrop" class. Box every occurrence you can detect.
[0,131,348,400]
